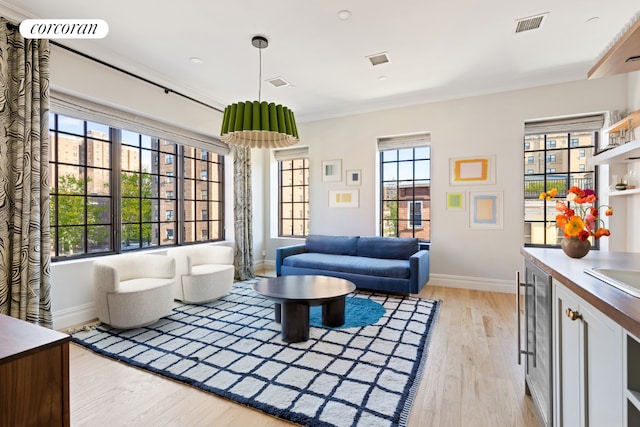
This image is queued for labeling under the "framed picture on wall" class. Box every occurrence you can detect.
[450,155,496,185]
[446,192,465,210]
[469,191,503,229]
[322,159,342,182]
[346,169,361,186]
[329,189,359,208]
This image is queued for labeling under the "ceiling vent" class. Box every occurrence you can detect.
[267,77,290,88]
[366,52,390,66]
[515,13,548,33]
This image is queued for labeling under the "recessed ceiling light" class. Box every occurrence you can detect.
[189,57,203,64]
[337,10,352,20]
[586,16,600,24]
[378,75,389,81]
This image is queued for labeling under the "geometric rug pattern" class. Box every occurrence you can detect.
[72,279,440,427]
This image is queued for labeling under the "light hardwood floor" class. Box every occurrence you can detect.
[69,284,543,427]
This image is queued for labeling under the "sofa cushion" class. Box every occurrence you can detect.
[305,235,358,256]
[357,237,419,260]
[282,253,410,279]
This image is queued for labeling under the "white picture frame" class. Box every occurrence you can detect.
[329,189,359,208]
[322,159,342,182]
[346,169,361,186]
[446,192,465,211]
[469,191,503,229]
[450,155,496,186]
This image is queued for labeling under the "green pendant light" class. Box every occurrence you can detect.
[220,36,299,148]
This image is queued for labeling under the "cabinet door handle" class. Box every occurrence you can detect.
[516,271,526,365]
[566,307,582,321]
[517,271,521,365]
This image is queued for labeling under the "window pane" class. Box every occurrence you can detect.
[58,116,84,135]
[121,145,140,171]
[57,196,85,225]
[87,196,110,224]
[382,163,397,181]
[121,130,140,147]
[87,168,110,195]
[382,150,397,162]
[546,133,568,149]
[57,166,84,194]
[57,226,85,255]
[87,122,109,139]
[58,134,84,165]
[122,198,139,223]
[88,225,110,253]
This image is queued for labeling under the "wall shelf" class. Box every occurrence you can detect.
[610,188,640,197]
[606,109,640,135]
[589,138,640,166]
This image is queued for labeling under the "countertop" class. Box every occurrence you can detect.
[521,247,640,338]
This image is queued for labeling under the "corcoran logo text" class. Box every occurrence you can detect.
[19,19,109,39]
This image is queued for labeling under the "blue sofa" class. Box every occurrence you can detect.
[276,235,430,294]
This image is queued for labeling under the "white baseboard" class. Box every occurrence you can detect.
[254,259,275,272]
[428,273,514,294]
[53,302,97,331]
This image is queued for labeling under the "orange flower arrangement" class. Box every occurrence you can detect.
[539,186,613,241]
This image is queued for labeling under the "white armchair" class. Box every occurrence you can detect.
[93,253,175,329]
[167,245,235,303]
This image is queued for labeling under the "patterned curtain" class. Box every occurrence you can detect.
[0,20,52,328]
[232,146,255,281]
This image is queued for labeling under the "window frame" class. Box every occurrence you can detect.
[379,145,431,241]
[278,157,310,238]
[523,130,599,248]
[49,112,225,261]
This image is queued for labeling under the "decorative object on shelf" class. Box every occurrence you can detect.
[450,155,496,185]
[322,159,342,182]
[615,181,628,191]
[220,35,299,148]
[560,237,591,259]
[540,186,613,257]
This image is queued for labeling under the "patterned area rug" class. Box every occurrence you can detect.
[72,279,440,427]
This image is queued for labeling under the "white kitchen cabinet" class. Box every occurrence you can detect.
[553,279,624,427]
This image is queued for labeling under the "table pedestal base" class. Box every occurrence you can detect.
[273,296,347,343]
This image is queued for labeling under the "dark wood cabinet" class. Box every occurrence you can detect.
[0,314,70,427]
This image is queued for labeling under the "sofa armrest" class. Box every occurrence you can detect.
[93,262,120,293]
[276,244,306,276]
[409,249,430,294]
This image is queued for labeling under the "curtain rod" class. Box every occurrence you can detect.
[50,40,223,113]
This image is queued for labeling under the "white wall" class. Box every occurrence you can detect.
[261,75,631,291]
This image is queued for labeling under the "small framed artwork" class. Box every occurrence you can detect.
[346,169,361,186]
[446,192,465,210]
[322,159,342,182]
[469,191,503,229]
[329,189,359,208]
[450,155,496,185]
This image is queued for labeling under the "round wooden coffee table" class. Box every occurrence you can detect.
[253,275,356,343]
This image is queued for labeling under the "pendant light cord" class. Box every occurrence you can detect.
[258,46,262,102]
